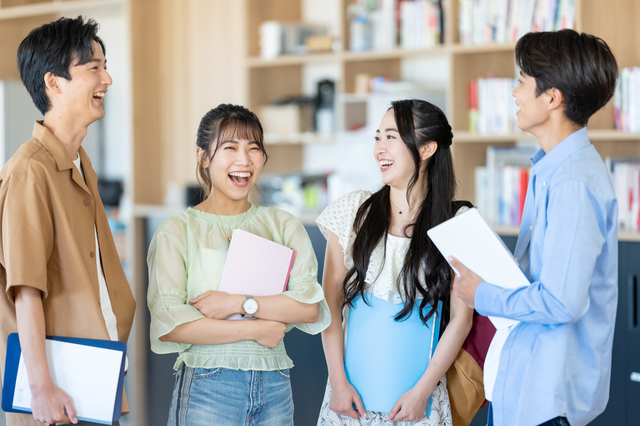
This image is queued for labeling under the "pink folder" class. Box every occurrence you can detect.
[217,229,295,319]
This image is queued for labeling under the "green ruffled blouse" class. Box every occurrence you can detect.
[147,204,330,371]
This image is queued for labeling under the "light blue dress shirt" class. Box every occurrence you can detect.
[475,127,619,426]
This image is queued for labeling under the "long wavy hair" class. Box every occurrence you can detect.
[343,99,456,325]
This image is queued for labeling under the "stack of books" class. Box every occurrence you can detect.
[458,0,576,45]
[469,78,520,134]
[356,0,445,52]
[475,146,537,227]
[399,0,443,49]
[614,67,640,133]
[607,157,640,233]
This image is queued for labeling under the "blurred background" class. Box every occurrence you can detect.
[0,0,639,425]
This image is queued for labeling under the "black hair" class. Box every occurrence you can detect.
[196,104,268,197]
[17,16,105,115]
[515,29,619,126]
[343,99,456,325]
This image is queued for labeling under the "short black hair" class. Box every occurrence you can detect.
[515,29,618,126]
[17,16,106,115]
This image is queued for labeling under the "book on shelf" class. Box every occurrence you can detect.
[458,0,575,46]
[606,157,640,233]
[400,0,442,49]
[475,145,537,227]
[469,77,520,134]
[351,0,444,52]
[614,67,640,133]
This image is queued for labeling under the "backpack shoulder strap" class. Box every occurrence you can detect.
[452,200,474,213]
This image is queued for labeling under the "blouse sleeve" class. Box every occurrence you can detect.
[147,217,205,354]
[315,190,371,269]
[280,216,331,335]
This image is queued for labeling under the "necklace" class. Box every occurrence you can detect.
[390,199,411,215]
[206,197,250,242]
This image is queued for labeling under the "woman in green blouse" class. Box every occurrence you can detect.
[147,104,330,426]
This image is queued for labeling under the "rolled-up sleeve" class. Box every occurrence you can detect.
[476,179,605,324]
[281,218,331,335]
[147,224,205,354]
[1,167,53,300]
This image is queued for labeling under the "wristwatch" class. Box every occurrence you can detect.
[242,295,258,319]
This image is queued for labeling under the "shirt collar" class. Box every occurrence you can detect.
[32,121,92,172]
[32,121,92,194]
[530,127,590,181]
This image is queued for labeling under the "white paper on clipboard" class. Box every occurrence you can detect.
[427,208,530,330]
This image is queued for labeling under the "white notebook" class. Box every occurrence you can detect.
[11,339,123,424]
[217,229,295,319]
[427,208,530,329]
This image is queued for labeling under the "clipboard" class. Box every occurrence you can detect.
[2,333,126,424]
[427,208,530,329]
[344,294,441,415]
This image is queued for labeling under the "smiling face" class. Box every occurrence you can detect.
[374,109,418,191]
[53,40,112,126]
[512,71,553,134]
[200,132,265,206]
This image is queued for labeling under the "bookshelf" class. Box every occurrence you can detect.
[243,0,640,206]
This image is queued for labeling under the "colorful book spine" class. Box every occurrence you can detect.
[458,0,575,46]
[607,157,640,232]
[476,146,536,226]
[468,77,519,134]
[614,67,640,133]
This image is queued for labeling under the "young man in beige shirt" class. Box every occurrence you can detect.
[0,17,136,426]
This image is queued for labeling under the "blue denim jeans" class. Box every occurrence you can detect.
[487,403,570,426]
[167,365,294,426]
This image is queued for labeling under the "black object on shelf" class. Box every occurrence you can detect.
[186,185,206,207]
[97,179,123,207]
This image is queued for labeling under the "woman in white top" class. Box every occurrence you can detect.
[147,104,330,426]
[316,99,473,425]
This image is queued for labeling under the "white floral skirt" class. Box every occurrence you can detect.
[316,375,452,426]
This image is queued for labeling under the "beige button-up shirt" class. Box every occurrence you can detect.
[0,122,136,425]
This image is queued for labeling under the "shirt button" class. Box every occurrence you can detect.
[530,226,533,230]
[84,200,91,206]
[90,251,95,258]
[543,182,546,186]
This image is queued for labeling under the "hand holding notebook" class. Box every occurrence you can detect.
[427,208,530,329]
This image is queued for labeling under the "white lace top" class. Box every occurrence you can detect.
[316,190,469,305]
[316,190,411,304]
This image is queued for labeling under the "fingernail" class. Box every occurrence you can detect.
[447,256,453,261]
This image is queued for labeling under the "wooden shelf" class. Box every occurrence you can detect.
[341,45,448,61]
[494,226,520,237]
[587,130,640,141]
[453,130,640,144]
[0,0,125,20]
[495,226,640,242]
[453,132,533,143]
[247,43,482,69]
[450,42,517,54]
[247,51,338,68]
[133,204,181,219]
[264,132,335,145]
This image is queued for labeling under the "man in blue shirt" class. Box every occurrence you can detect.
[450,30,619,426]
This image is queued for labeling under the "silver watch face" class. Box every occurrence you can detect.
[243,298,258,315]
